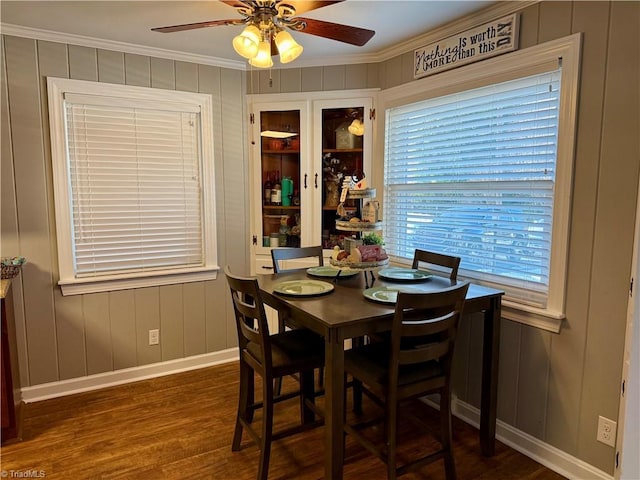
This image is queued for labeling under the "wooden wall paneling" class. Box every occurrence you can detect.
[183,282,206,356]
[279,68,302,93]
[219,67,247,346]
[322,65,346,91]
[4,36,59,385]
[135,287,161,365]
[53,290,86,380]
[578,1,640,473]
[82,292,112,375]
[544,0,610,457]
[537,1,573,43]
[97,49,125,84]
[517,2,540,50]
[258,68,281,94]
[301,66,322,92]
[345,64,368,90]
[366,63,381,90]
[496,320,522,425]
[124,53,150,87]
[198,64,231,353]
[109,290,137,370]
[159,284,184,361]
[1,36,30,388]
[382,55,403,90]
[175,61,198,93]
[515,327,551,439]
[68,45,98,81]
[205,280,231,351]
[400,51,414,86]
[150,57,175,90]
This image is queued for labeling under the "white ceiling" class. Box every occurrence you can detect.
[0,1,496,69]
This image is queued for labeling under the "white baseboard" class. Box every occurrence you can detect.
[20,349,239,403]
[453,399,614,480]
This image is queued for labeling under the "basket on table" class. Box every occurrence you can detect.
[1,257,26,279]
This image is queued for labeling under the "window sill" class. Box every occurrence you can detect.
[501,301,564,333]
[58,266,220,296]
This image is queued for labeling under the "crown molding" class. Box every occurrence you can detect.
[0,23,247,70]
[1,1,539,71]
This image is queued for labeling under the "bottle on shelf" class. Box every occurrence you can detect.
[263,171,272,206]
[271,170,282,206]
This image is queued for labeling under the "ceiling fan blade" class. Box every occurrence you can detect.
[152,19,243,33]
[280,1,345,15]
[294,18,375,46]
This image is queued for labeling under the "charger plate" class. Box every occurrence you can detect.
[378,267,432,282]
[273,279,334,297]
[306,266,358,278]
[363,285,425,304]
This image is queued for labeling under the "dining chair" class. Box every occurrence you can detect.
[271,246,325,394]
[412,249,461,283]
[225,266,324,480]
[271,245,324,273]
[343,281,470,480]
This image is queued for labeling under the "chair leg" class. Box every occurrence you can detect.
[273,314,287,397]
[233,361,252,451]
[352,378,363,414]
[440,388,457,480]
[386,397,399,480]
[300,370,316,425]
[257,377,274,480]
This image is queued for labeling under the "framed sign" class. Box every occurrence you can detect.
[414,13,519,79]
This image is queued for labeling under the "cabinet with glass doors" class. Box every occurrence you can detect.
[248,91,376,274]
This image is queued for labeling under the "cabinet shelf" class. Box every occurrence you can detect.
[262,149,299,154]
[263,205,300,210]
[323,148,363,154]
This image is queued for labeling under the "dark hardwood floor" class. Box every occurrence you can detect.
[0,362,566,479]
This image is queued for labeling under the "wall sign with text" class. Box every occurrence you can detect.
[414,14,520,79]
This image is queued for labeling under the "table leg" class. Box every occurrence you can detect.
[480,296,501,456]
[324,331,345,480]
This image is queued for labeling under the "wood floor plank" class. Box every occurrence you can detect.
[0,362,566,479]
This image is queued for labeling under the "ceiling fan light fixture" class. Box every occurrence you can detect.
[275,30,303,64]
[249,39,274,68]
[232,24,261,59]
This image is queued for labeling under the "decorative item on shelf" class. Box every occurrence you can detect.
[1,256,26,279]
[281,177,293,206]
[323,154,344,208]
[335,122,357,149]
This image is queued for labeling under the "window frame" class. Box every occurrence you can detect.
[48,77,219,296]
[378,34,582,332]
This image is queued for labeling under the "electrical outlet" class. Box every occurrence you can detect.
[148,329,160,346]
[597,415,617,447]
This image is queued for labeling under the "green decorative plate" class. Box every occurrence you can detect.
[378,267,432,282]
[306,266,359,278]
[273,279,335,297]
[362,285,425,304]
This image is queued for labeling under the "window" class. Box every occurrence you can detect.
[48,78,218,295]
[380,35,581,331]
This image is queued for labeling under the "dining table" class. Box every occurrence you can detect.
[256,267,504,480]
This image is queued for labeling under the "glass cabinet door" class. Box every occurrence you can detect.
[316,100,372,250]
[253,102,309,253]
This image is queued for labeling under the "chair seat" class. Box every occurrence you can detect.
[247,328,324,373]
[345,342,444,388]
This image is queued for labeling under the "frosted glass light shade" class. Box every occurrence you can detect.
[232,25,260,59]
[348,119,364,136]
[249,40,273,68]
[275,30,303,64]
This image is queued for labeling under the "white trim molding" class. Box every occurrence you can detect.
[20,349,239,403]
[453,399,614,480]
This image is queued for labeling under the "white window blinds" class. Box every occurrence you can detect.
[384,69,561,307]
[64,99,204,277]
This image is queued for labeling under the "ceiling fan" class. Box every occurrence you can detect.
[151,0,375,68]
